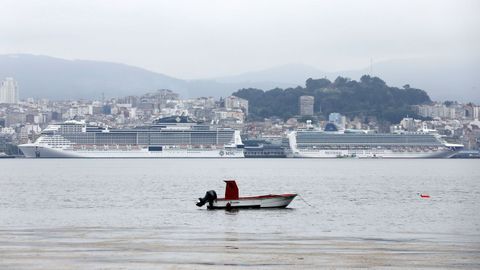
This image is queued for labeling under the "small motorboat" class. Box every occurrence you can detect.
[196,180,297,209]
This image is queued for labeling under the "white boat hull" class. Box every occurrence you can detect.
[18,144,244,158]
[208,194,297,209]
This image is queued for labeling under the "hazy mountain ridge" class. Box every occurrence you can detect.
[334,57,480,103]
[215,63,320,86]
[0,54,300,100]
[0,54,292,100]
[0,54,187,99]
[0,54,478,102]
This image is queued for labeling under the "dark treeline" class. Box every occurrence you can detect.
[232,75,431,124]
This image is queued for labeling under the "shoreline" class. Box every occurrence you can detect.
[1,227,479,269]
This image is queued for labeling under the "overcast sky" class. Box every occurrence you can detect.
[1,0,479,79]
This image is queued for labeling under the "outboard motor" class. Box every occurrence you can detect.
[196,190,217,207]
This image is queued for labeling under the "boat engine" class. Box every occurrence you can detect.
[196,190,217,207]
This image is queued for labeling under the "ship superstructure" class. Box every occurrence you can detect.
[288,122,463,158]
[19,117,244,158]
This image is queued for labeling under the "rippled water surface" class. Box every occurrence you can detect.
[1,159,479,269]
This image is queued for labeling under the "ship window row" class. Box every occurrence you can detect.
[296,134,440,145]
[59,126,83,133]
[58,131,234,145]
[297,145,442,150]
[297,142,442,146]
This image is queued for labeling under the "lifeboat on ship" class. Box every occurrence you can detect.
[196,180,297,210]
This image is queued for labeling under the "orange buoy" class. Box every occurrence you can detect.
[420,194,430,198]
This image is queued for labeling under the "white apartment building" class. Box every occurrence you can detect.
[225,96,249,115]
[474,106,480,120]
[0,78,19,104]
[416,104,455,119]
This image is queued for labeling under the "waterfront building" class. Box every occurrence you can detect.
[225,96,249,115]
[399,117,419,132]
[328,112,346,129]
[415,104,456,119]
[213,108,246,124]
[0,77,19,104]
[473,106,480,120]
[299,95,314,116]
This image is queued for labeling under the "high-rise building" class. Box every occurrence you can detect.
[0,77,19,104]
[474,106,480,120]
[299,96,314,116]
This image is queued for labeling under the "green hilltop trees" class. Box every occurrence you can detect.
[232,75,431,124]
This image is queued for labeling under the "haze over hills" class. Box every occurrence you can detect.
[0,54,478,102]
[0,54,183,99]
[219,59,480,103]
[215,63,316,87]
[331,57,480,103]
[0,54,245,100]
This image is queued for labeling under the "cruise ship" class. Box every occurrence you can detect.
[19,116,244,158]
[288,122,463,158]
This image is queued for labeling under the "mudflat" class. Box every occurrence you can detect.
[0,227,479,269]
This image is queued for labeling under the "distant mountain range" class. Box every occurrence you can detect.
[0,54,478,102]
[0,54,217,99]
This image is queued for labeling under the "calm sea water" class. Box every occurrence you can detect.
[1,159,479,269]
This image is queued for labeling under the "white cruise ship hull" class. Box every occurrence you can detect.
[19,144,244,158]
[292,148,458,158]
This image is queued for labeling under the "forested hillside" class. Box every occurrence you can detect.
[233,75,431,123]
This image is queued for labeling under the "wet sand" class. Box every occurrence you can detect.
[1,227,479,269]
